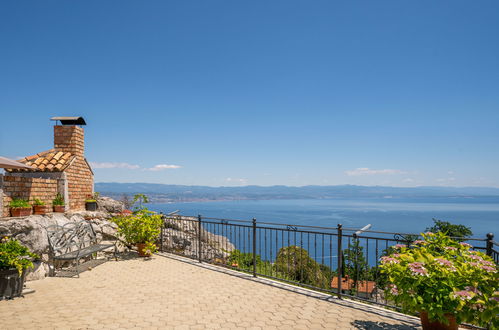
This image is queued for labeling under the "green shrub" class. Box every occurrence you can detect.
[0,237,39,275]
[380,232,498,328]
[111,209,162,249]
[9,198,30,208]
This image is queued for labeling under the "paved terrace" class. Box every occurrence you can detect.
[0,253,422,330]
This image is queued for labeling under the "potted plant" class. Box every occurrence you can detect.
[85,192,99,211]
[32,198,47,215]
[111,208,162,257]
[52,193,65,213]
[380,232,499,329]
[9,198,32,217]
[0,237,39,299]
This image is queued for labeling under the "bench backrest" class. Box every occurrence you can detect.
[46,221,98,257]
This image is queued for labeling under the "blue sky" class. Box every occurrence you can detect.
[1,1,498,187]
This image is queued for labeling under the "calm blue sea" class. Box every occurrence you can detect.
[148,198,499,239]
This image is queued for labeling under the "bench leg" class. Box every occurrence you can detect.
[75,258,80,278]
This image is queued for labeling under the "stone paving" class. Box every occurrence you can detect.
[0,253,422,329]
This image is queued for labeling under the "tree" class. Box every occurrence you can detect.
[343,238,370,285]
[275,246,329,289]
[425,218,473,239]
[120,194,133,210]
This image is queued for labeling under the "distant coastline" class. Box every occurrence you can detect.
[96,182,499,204]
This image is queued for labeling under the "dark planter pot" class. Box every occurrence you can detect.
[136,243,151,257]
[53,205,65,213]
[420,311,458,330]
[33,205,47,215]
[10,207,32,217]
[0,268,26,300]
[85,201,98,211]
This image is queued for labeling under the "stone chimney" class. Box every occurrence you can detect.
[54,125,85,156]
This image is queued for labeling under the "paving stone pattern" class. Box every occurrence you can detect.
[0,254,422,329]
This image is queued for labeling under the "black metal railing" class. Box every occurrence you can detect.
[159,214,497,308]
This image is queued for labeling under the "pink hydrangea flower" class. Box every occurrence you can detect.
[393,244,406,249]
[412,240,426,245]
[453,290,473,301]
[408,262,428,276]
[388,284,398,295]
[481,265,497,273]
[381,256,399,264]
[460,242,472,248]
[444,246,457,251]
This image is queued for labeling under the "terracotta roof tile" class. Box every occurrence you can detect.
[6,149,79,173]
[331,276,376,293]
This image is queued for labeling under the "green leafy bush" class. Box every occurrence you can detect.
[380,232,498,328]
[52,194,65,206]
[111,209,162,248]
[9,198,30,208]
[0,237,39,275]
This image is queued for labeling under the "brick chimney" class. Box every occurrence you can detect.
[54,125,85,156]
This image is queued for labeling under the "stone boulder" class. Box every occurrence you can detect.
[97,196,124,214]
[0,212,119,280]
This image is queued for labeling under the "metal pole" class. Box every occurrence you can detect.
[252,218,257,277]
[198,215,202,263]
[486,233,494,257]
[159,212,164,252]
[337,224,343,299]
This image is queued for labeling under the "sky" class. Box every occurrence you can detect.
[1,1,498,187]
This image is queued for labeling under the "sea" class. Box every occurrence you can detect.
[148,198,499,239]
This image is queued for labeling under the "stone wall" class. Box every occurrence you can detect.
[1,174,60,217]
[65,156,94,211]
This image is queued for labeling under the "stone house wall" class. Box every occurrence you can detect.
[0,173,61,217]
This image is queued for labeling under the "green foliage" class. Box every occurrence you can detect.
[380,232,498,328]
[425,218,473,240]
[229,249,262,269]
[9,198,30,208]
[343,238,370,283]
[111,208,162,248]
[32,198,45,206]
[52,193,65,206]
[275,245,330,289]
[0,237,39,275]
[132,194,149,211]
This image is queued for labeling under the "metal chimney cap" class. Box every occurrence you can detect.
[50,116,86,125]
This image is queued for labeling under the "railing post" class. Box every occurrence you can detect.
[486,233,494,257]
[198,215,202,263]
[252,218,257,277]
[337,224,343,299]
[159,212,164,252]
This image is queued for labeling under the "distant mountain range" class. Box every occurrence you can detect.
[95,182,499,203]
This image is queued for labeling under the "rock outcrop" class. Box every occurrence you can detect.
[162,216,235,260]
[97,196,125,214]
[0,199,235,281]
[0,212,119,280]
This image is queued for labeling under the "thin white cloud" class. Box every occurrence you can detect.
[226,177,248,185]
[89,162,140,170]
[146,164,182,171]
[345,167,406,176]
[403,178,414,183]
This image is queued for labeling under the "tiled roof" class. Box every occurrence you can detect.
[330,276,376,293]
[7,149,76,172]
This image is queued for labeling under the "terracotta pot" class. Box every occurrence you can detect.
[53,205,65,213]
[136,243,151,257]
[10,207,32,217]
[420,311,458,330]
[33,205,47,215]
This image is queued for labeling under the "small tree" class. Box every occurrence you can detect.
[425,218,473,240]
[343,238,370,286]
[120,193,133,210]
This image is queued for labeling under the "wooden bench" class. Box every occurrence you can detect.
[46,221,117,277]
